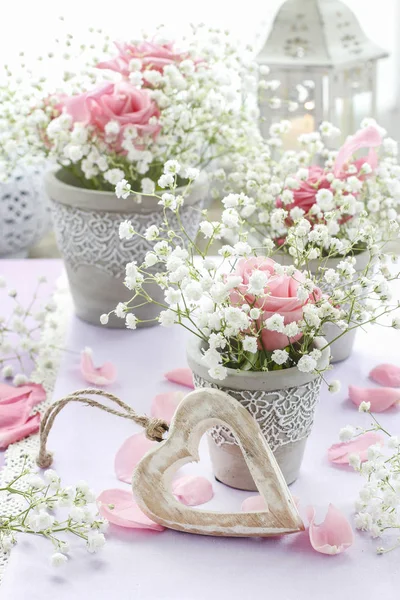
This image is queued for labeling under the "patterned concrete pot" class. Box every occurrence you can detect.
[274,250,370,362]
[187,337,330,491]
[46,169,208,328]
[0,166,51,258]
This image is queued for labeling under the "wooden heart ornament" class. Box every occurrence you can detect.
[132,388,304,537]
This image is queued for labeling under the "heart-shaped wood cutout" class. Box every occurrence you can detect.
[132,388,304,537]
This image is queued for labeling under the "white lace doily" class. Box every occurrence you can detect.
[0,274,72,583]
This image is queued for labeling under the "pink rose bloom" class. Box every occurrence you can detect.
[97,41,186,77]
[63,82,160,139]
[230,257,321,351]
[278,166,331,214]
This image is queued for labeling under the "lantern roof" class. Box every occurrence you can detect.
[256,0,388,69]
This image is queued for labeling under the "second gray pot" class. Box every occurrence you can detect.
[46,169,208,328]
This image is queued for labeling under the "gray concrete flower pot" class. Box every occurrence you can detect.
[46,169,208,328]
[187,337,330,491]
[274,249,371,362]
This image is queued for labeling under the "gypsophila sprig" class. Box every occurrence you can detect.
[0,458,107,565]
[339,408,400,554]
[109,161,399,383]
[0,275,56,382]
[234,119,400,264]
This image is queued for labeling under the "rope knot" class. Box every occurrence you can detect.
[36,450,54,470]
[145,418,169,442]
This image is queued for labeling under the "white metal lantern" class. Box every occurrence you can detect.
[257,0,388,144]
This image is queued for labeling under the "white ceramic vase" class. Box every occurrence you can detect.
[186,337,330,491]
[0,166,51,258]
[46,169,208,327]
[273,250,370,362]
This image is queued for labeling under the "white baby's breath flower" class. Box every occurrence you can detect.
[141,178,156,195]
[271,349,289,365]
[328,380,341,394]
[119,220,134,241]
[100,314,109,325]
[50,553,68,568]
[144,225,159,241]
[115,179,131,199]
[13,374,28,386]
[2,365,14,379]
[159,309,176,327]
[339,425,356,442]
[242,336,258,353]
[86,531,106,554]
[164,160,181,175]
[125,313,137,330]
[184,167,200,180]
[264,314,285,333]
[358,401,371,413]
[104,168,125,186]
[297,355,317,373]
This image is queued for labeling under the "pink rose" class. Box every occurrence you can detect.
[63,82,160,139]
[97,40,186,77]
[278,166,331,214]
[230,257,321,351]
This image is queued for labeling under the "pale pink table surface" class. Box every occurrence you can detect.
[1,259,400,599]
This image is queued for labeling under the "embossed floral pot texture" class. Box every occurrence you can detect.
[46,169,208,327]
[0,166,51,258]
[273,250,371,363]
[187,337,330,491]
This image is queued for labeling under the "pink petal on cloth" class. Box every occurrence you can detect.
[164,368,194,388]
[172,476,214,506]
[241,493,300,512]
[80,348,117,386]
[306,504,354,555]
[0,382,45,406]
[97,489,164,531]
[115,432,156,484]
[328,432,384,464]
[151,391,185,423]
[0,394,36,429]
[349,385,400,412]
[369,364,400,388]
[0,414,41,450]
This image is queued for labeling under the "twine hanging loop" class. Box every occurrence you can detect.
[36,388,169,469]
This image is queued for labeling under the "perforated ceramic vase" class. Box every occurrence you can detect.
[0,166,50,258]
[46,169,208,328]
[187,337,330,491]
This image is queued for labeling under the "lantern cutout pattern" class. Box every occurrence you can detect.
[256,0,388,144]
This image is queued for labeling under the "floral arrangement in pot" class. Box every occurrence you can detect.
[0,25,273,326]
[222,119,400,361]
[104,162,400,491]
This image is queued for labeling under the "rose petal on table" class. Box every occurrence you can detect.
[369,364,400,388]
[0,413,41,450]
[0,393,37,429]
[306,504,354,555]
[97,489,164,531]
[164,368,194,388]
[241,495,269,512]
[241,493,300,513]
[349,385,400,412]
[328,431,384,464]
[115,432,156,484]
[172,476,214,506]
[151,391,185,423]
[80,348,117,386]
